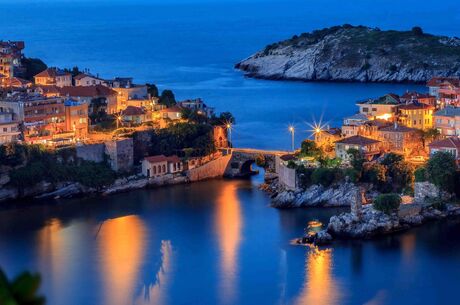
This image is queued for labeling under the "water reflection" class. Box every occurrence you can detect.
[97,215,147,305]
[295,247,341,305]
[215,183,242,305]
[135,240,174,305]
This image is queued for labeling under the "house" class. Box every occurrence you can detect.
[142,155,183,178]
[121,106,149,125]
[58,85,118,115]
[314,128,342,151]
[8,77,32,89]
[158,105,183,128]
[433,107,460,136]
[107,77,133,88]
[334,135,382,161]
[0,111,20,144]
[178,98,215,117]
[110,81,148,112]
[0,41,25,87]
[74,73,107,87]
[342,113,370,137]
[397,102,435,130]
[429,137,460,162]
[427,77,460,101]
[34,68,72,87]
[64,99,88,140]
[356,94,400,120]
[33,85,61,97]
[400,91,436,107]
[377,123,422,156]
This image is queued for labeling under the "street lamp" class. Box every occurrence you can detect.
[226,123,232,148]
[116,114,122,129]
[289,125,295,152]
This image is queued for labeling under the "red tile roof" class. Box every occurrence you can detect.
[34,68,71,78]
[429,137,460,150]
[159,105,183,113]
[398,103,435,110]
[401,91,434,100]
[144,155,181,163]
[122,106,145,116]
[335,135,380,145]
[58,85,117,97]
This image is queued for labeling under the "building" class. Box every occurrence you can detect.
[157,106,183,128]
[107,77,133,88]
[74,73,107,87]
[121,106,149,125]
[437,80,460,107]
[334,135,382,161]
[34,68,72,88]
[64,99,88,140]
[33,85,61,98]
[356,94,400,120]
[0,41,25,87]
[58,85,118,115]
[400,91,436,107]
[0,111,20,144]
[178,98,215,117]
[427,77,460,99]
[429,137,460,162]
[433,107,460,136]
[314,128,342,151]
[213,125,229,148]
[111,84,148,112]
[22,95,67,143]
[397,103,435,130]
[142,155,183,178]
[377,123,421,156]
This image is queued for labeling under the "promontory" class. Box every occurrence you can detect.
[235,25,460,83]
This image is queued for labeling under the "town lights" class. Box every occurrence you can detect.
[116,115,122,129]
[289,125,295,152]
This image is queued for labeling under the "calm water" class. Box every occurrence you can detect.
[1,1,460,304]
[1,176,460,305]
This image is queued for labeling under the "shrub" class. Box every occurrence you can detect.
[426,151,456,193]
[343,168,361,183]
[297,165,315,188]
[373,193,401,215]
[287,160,297,169]
[414,167,427,182]
[347,148,365,172]
[427,198,447,211]
[311,168,337,187]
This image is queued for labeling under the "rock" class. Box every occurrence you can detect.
[314,230,333,245]
[35,183,84,199]
[236,25,460,83]
[103,178,149,195]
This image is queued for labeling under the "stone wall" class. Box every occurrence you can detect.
[76,143,105,163]
[187,155,232,182]
[105,138,134,172]
[277,162,296,191]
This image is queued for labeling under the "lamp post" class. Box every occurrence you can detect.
[116,114,122,129]
[289,126,295,152]
[226,123,232,148]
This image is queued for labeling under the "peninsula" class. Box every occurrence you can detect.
[235,25,460,83]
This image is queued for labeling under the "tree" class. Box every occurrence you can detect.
[255,154,266,168]
[419,128,440,147]
[426,151,457,193]
[412,26,424,36]
[159,90,176,107]
[300,140,323,159]
[347,148,365,172]
[362,163,387,187]
[0,268,45,305]
[209,112,236,126]
[21,57,47,81]
[373,193,401,215]
[146,83,159,97]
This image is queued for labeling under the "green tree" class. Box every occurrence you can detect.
[255,154,266,168]
[21,57,47,81]
[373,193,401,215]
[426,151,457,193]
[412,26,424,36]
[300,140,323,159]
[209,112,236,126]
[419,128,440,147]
[159,90,176,107]
[146,83,159,97]
[0,268,45,305]
[346,148,365,172]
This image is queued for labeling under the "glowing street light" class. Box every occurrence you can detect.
[226,122,232,148]
[116,114,122,129]
[289,125,295,152]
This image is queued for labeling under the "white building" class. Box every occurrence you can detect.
[142,155,183,178]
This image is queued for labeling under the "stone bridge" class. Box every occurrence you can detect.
[223,148,289,177]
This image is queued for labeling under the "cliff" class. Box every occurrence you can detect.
[235,25,460,83]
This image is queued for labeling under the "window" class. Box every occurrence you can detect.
[362,107,369,113]
[162,164,166,172]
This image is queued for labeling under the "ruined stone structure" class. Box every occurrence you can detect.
[105,138,134,172]
[224,148,284,177]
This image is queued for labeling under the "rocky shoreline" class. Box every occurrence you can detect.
[298,203,460,246]
[236,25,460,83]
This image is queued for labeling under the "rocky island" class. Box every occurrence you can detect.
[235,25,460,83]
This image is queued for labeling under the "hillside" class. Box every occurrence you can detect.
[235,25,460,83]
